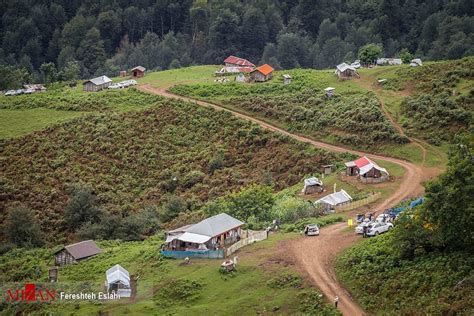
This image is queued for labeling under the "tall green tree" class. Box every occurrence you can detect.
[77,27,106,75]
[358,43,383,64]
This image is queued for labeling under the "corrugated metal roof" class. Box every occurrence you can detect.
[131,66,146,72]
[304,177,323,186]
[315,189,352,206]
[253,64,274,76]
[185,213,244,238]
[346,156,389,176]
[224,56,255,67]
[177,232,211,244]
[336,63,356,72]
[63,240,102,260]
[106,264,130,286]
[84,75,112,86]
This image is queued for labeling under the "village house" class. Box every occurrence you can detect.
[23,84,46,92]
[83,75,112,92]
[131,66,146,78]
[54,240,102,266]
[105,264,132,298]
[315,189,352,212]
[345,156,389,183]
[302,177,324,194]
[163,213,244,257]
[323,164,333,175]
[215,55,255,76]
[376,58,402,66]
[335,63,358,80]
[250,64,274,82]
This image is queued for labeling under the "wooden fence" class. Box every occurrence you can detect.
[335,192,381,212]
[226,230,268,257]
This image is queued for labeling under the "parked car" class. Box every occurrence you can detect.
[23,88,35,94]
[304,224,320,236]
[376,214,391,223]
[4,90,16,96]
[366,222,393,237]
[355,219,373,234]
[351,60,361,69]
[15,89,24,95]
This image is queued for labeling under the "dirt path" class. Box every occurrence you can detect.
[138,83,429,316]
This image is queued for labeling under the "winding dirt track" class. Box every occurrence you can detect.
[138,84,429,316]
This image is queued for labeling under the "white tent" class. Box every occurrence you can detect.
[315,189,352,210]
[106,264,131,297]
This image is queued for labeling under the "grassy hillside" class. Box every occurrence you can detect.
[170,69,409,150]
[335,233,474,315]
[0,233,340,315]
[1,96,340,241]
[0,88,164,139]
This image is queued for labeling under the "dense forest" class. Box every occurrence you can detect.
[1,0,473,87]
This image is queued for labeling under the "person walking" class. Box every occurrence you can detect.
[334,295,339,308]
[363,225,367,238]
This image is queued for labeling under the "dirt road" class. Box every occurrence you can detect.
[138,84,428,316]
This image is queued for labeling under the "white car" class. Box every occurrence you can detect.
[355,219,373,234]
[4,90,16,96]
[366,222,393,237]
[304,224,320,236]
[376,214,391,223]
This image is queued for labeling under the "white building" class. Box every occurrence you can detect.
[106,264,131,298]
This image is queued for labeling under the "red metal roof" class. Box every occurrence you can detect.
[354,156,371,168]
[224,55,255,67]
[253,64,274,76]
[238,67,254,73]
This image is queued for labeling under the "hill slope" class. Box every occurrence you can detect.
[0,96,338,241]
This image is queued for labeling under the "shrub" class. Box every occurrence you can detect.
[64,186,103,230]
[4,207,43,248]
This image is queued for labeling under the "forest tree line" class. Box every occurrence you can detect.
[0,0,473,88]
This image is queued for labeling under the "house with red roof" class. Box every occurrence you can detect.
[224,55,255,68]
[345,156,389,183]
[250,64,274,82]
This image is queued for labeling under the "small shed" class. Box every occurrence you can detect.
[410,58,423,67]
[119,70,127,77]
[48,267,58,282]
[302,177,324,195]
[322,164,333,175]
[131,66,146,78]
[283,74,292,85]
[106,264,131,298]
[54,240,102,265]
[345,156,389,183]
[250,64,274,82]
[315,189,352,211]
[236,73,246,82]
[335,63,358,80]
[83,76,112,92]
[324,87,335,98]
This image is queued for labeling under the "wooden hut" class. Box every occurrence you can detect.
[302,177,324,194]
[345,156,389,183]
[131,66,146,78]
[250,64,274,82]
[335,63,358,80]
[83,76,112,92]
[54,240,102,265]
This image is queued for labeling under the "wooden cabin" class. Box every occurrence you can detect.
[164,213,244,252]
[335,63,358,80]
[83,76,112,92]
[250,64,274,82]
[54,240,102,265]
[131,66,146,78]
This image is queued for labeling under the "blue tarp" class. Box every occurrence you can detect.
[386,197,425,217]
[161,249,225,259]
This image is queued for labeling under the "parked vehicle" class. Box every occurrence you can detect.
[23,88,35,94]
[356,213,365,224]
[4,90,16,96]
[355,219,373,234]
[304,224,320,236]
[15,89,24,95]
[366,222,393,236]
[376,214,391,223]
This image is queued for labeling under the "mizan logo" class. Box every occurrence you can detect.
[4,283,57,302]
